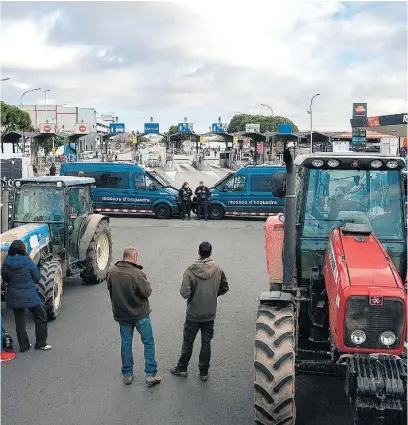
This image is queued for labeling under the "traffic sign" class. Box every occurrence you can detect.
[44,124,51,132]
[245,123,260,133]
[74,123,90,134]
[200,136,205,144]
[39,123,56,134]
[144,123,160,134]
[110,123,125,134]
[178,123,193,133]
[233,136,238,144]
[278,124,293,134]
[132,136,137,144]
[211,123,224,133]
[352,136,366,142]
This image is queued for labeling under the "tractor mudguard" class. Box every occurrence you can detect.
[265,214,284,286]
[78,214,109,262]
[259,290,295,305]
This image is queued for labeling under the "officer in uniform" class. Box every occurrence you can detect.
[179,182,193,220]
[195,181,210,220]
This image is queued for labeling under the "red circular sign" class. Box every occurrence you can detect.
[44,124,51,132]
[79,124,87,132]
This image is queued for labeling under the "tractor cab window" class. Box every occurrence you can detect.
[14,186,64,222]
[67,187,92,216]
[302,169,404,241]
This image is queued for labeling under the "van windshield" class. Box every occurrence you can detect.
[302,169,404,240]
[212,172,234,189]
[147,171,168,188]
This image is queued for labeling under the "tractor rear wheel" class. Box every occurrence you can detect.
[254,303,296,425]
[38,260,63,321]
[81,220,112,285]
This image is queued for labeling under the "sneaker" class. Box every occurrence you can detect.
[123,375,134,385]
[170,367,188,377]
[1,351,16,362]
[20,343,32,353]
[36,344,52,351]
[146,374,162,387]
[200,373,209,382]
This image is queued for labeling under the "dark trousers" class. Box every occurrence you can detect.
[177,320,214,374]
[180,201,191,219]
[13,304,47,351]
[197,202,208,219]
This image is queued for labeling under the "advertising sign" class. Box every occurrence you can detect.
[39,123,56,134]
[352,103,367,119]
[109,123,125,134]
[351,136,366,143]
[74,123,90,134]
[245,123,261,133]
[367,116,380,127]
[257,142,264,154]
[144,123,160,134]
[211,123,224,133]
[200,136,205,144]
[278,124,293,134]
[178,123,193,133]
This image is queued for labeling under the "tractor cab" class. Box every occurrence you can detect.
[292,153,407,285]
[11,176,95,264]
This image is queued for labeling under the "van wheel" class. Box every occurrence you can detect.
[155,204,171,219]
[209,204,224,220]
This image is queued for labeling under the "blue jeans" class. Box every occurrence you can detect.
[119,315,158,377]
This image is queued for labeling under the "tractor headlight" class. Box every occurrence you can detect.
[351,330,366,345]
[380,331,396,346]
[327,159,340,168]
[15,181,21,187]
[311,159,324,168]
[370,160,383,169]
[56,181,63,188]
[386,160,398,169]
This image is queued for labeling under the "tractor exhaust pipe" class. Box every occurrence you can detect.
[282,148,296,290]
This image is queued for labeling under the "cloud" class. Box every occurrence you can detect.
[0,1,406,133]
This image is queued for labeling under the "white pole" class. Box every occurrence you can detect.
[20,88,41,155]
[309,94,320,153]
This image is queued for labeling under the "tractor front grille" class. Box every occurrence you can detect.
[344,296,404,350]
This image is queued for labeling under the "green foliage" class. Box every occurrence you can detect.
[168,125,179,135]
[1,101,33,137]
[41,134,66,156]
[227,114,299,134]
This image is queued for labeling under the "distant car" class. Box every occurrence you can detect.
[81,151,97,159]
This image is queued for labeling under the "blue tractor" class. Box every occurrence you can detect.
[0,176,113,320]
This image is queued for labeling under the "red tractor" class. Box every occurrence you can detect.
[255,150,407,425]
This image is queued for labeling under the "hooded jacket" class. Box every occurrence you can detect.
[1,255,42,309]
[180,258,229,322]
[107,261,152,323]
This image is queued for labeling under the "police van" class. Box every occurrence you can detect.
[60,162,180,219]
[207,165,285,219]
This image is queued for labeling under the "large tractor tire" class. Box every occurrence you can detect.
[38,260,63,321]
[81,220,112,285]
[254,304,296,425]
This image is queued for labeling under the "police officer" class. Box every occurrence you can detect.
[195,181,210,221]
[179,182,193,220]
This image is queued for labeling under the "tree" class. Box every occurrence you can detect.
[227,114,299,134]
[1,101,33,137]
[41,134,66,156]
[168,125,179,135]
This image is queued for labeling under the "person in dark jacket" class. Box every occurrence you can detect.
[179,182,193,220]
[170,241,229,381]
[49,163,56,176]
[195,181,210,220]
[1,240,52,352]
[107,246,161,387]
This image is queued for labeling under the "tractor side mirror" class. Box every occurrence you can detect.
[271,172,286,198]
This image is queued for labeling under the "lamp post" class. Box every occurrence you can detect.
[0,78,10,81]
[307,93,320,153]
[261,103,275,161]
[20,87,41,155]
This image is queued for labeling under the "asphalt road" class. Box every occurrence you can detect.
[1,218,352,425]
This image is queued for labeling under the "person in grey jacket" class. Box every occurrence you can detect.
[170,241,229,381]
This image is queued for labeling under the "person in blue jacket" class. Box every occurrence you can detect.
[1,240,52,352]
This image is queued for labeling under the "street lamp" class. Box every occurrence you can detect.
[0,78,10,81]
[43,89,50,121]
[261,103,275,160]
[20,87,41,155]
[307,93,320,153]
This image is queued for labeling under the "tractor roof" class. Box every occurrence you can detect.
[295,152,405,168]
[16,176,95,187]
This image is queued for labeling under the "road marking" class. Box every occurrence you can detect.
[165,171,177,181]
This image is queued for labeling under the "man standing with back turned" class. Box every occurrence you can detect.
[171,241,229,381]
[107,246,161,387]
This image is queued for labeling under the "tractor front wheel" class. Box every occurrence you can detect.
[254,303,296,425]
[38,260,63,321]
[81,220,112,285]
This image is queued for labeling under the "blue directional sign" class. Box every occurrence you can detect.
[109,123,125,134]
[144,123,160,134]
[278,124,293,134]
[212,123,224,133]
[178,123,193,133]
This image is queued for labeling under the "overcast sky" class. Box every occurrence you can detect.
[1,1,406,133]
